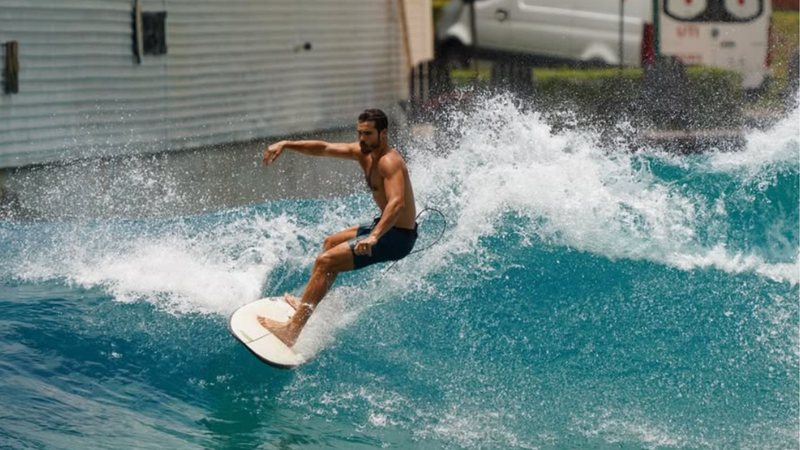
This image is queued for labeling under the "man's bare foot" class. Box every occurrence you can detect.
[283,293,303,311]
[257,315,298,347]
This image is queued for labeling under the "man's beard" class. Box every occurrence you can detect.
[360,141,378,154]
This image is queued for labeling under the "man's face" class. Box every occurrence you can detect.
[357,121,382,154]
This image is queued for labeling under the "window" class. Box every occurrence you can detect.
[4,41,19,94]
[142,12,167,56]
[133,0,167,64]
[663,0,763,22]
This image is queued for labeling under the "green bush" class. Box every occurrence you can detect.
[532,65,743,129]
[534,68,642,124]
[683,67,743,129]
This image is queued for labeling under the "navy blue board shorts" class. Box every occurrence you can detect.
[349,217,418,270]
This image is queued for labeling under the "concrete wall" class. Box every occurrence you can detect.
[0,128,367,220]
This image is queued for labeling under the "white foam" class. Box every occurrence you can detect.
[12,212,320,315]
[708,100,799,174]
[405,93,799,285]
[575,408,701,449]
[70,237,264,314]
[665,245,800,285]
[414,405,538,450]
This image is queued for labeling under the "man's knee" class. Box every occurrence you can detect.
[314,251,338,273]
[322,236,338,251]
[314,245,354,273]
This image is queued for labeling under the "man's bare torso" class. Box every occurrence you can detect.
[358,149,417,229]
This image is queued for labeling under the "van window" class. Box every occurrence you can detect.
[665,0,707,21]
[723,0,761,20]
[664,0,763,22]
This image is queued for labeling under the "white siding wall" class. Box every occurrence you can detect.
[404,0,433,67]
[0,0,418,168]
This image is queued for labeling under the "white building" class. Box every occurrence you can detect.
[0,0,433,168]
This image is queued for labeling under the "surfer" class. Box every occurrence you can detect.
[258,109,417,346]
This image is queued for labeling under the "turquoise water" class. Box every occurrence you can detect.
[1,97,798,449]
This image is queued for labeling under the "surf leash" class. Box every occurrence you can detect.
[382,206,446,273]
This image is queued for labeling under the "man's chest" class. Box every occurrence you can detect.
[361,157,383,192]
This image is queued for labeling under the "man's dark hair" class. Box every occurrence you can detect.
[358,109,388,132]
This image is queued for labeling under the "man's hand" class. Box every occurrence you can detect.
[263,140,287,166]
[354,235,378,256]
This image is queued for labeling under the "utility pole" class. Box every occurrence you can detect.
[619,0,625,69]
[652,0,661,59]
[466,0,479,79]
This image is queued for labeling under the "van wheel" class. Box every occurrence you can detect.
[437,41,470,70]
[580,58,607,68]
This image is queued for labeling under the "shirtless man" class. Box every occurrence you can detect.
[259,109,417,347]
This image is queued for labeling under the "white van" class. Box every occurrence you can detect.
[436,0,772,88]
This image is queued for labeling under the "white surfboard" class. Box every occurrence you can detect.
[229,297,306,369]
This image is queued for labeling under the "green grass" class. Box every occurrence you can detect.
[451,65,738,85]
[450,67,491,86]
[534,67,641,80]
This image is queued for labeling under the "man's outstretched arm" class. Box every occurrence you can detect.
[263,140,358,165]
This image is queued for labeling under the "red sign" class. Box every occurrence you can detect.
[676,24,701,38]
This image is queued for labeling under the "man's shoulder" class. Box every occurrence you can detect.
[378,149,407,173]
[386,148,408,165]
